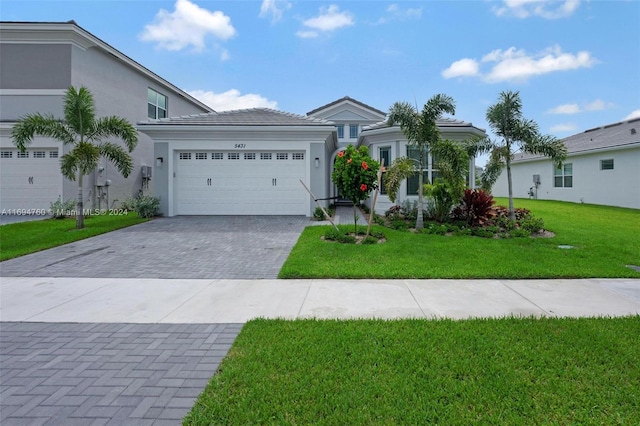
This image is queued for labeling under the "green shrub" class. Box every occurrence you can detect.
[390,219,408,231]
[49,197,76,219]
[510,228,531,238]
[425,223,448,235]
[324,228,342,241]
[361,236,378,245]
[453,227,472,236]
[120,197,139,211]
[313,207,325,221]
[520,215,544,233]
[133,195,161,218]
[336,234,357,244]
[471,228,496,238]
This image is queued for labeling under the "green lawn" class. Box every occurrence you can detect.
[0,213,148,261]
[185,317,640,425]
[279,199,640,279]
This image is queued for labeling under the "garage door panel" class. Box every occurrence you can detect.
[0,150,62,211]
[175,151,307,215]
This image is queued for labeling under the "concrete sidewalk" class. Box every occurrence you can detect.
[2,277,639,322]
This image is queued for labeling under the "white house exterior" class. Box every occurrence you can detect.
[358,118,486,213]
[493,119,640,209]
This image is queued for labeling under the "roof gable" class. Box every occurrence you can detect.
[307,96,386,121]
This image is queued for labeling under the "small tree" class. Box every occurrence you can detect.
[481,91,567,221]
[12,86,138,229]
[387,94,456,230]
[332,145,380,233]
[383,157,416,204]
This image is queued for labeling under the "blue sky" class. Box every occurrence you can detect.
[2,0,639,165]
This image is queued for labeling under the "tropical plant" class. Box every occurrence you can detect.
[455,189,496,226]
[387,94,456,230]
[382,157,416,204]
[331,144,380,233]
[423,179,455,223]
[479,91,566,220]
[11,86,138,229]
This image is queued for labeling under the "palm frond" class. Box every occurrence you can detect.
[97,142,134,177]
[64,86,96,137]
[90,117,139,152]
[11,114,74,150]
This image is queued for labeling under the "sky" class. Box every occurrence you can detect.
[2,0,639,165]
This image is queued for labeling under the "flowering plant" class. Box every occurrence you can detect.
[331,144,380,231]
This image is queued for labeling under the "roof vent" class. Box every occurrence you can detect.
[631,128,637,135]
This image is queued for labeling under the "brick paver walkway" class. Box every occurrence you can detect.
[0,322,242,425]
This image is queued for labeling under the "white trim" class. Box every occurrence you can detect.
[0,89,66,96]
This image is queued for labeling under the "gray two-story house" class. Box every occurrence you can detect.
[0,21,212,212]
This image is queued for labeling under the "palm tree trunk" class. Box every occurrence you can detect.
[76,173,85,229]
[416,153,424,230]
[506,157,515,222]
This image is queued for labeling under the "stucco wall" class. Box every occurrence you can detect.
[492,146,640,209]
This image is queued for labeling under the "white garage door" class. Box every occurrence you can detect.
[175,151,308,215]
[0,149,62,212]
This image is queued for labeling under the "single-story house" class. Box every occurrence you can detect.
[140,97,487,217]
[492,118,640,209]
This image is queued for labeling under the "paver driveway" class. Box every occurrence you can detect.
[1,215,309,279]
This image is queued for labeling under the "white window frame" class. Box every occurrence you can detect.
[554,163,573,188]
[337,125,344,139]
[148,88,167,119]
[349,124,358,139]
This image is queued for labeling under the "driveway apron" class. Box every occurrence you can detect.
[1,215,309,279]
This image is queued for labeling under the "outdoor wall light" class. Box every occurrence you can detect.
[156,157,163,167]
[314,157,320,168]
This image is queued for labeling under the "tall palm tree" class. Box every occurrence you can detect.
[12,86,138,229]
[482,91,567,220]
[387,94,456,229]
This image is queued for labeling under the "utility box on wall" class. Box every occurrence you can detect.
[533,174,541,184]
[142,165,152,179]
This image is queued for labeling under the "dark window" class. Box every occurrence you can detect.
[337,125,344,139]
[349,125,358,139]
[554,163,573,188]
[148,88,167,119]
[379,146,391,194]
[600,159,614,170]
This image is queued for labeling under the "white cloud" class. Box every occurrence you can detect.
[548,103,580,114]
[548,99,613,114]
[441,58,480,79]
[625,109,640,120]
[297,5,353,38]
[381,4,422,22]
[259,0,292,23]
[140,0,236,52]
[550,122,578,133]
[483,45,596,83]
[189,89,278,111]
[493,0,581,19]
[444,45,596,83]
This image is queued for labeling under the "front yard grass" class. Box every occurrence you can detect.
[279,199,640,278]
[0,213,148,261]
[185,317,640,425]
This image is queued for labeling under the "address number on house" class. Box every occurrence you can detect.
[234,144,246,149]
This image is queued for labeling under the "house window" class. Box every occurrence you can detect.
[244,153,256,160]
[211,152,223,160]
[292,153,304,160]
[179,152,191,160]
[1,151,12,158]
[195,152,207,160]
[147,88,167,119]
[276,153,288,160]
[17,151,29,158]
[228,153,240,160]
[379,146,391,194]
[600,159,614,170]
[349,124,358,139]
[336,125,344,139]
[49,151,58,158]
[260,153,272,160]
[406,146,429,195]
[554,163,573,188]
[33,151,46,158]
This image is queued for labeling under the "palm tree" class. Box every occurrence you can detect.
[387,94,456,229]
[482,91,567,221]
[11,86,138,229]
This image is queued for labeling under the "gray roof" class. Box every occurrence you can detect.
[138,108,334,126]
[363,117,484,132]
[307,96,386,117]
[514,118,640,162]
